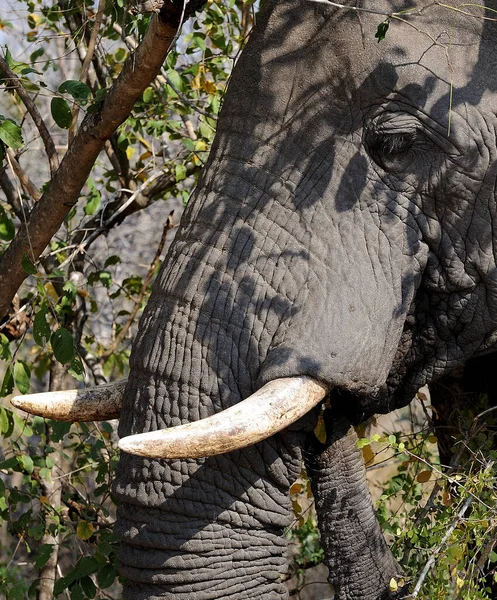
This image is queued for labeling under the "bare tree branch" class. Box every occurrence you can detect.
[0,55,60,177]
[0,14,181,320]
[62,162,199,265]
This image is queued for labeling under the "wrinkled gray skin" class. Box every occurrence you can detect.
[114,1,497,598]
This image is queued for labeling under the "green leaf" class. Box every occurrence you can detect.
[96,564,117,588]
[53,576,70,595]
[0,407,14,437]
[167,69,185,93]
[35,543,54,569]
[51,328,75,364]
[58,79,91,103]
[0,118,23,149]
[48,419,71,442]
[34,308,52,347]
[375,20,390,42]
[70,583,85,600]
[0,205,15,240]
[84,191,100,216]
[175,163,187,182]
[68,357,85,382]
[80,575,97,598]
[104,255,121,267]
[21,253,37,275]
[0,456,18,470]
[142,86,154,103]
[77,521,95,541]
[0,333,10,360]
[51,97,72,129]
[20,454,34,474]
[13,360,30,394]
[0,366,14,396]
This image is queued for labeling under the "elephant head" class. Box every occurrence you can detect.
[13,1,497,598]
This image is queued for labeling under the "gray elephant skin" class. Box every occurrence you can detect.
[112,1,497,599]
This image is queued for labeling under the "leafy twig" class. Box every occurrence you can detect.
[409,496,473,598]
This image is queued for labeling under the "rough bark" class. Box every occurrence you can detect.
[0,13,179,320]
[306,414,407,600]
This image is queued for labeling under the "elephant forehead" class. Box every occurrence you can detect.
[228,0,496,145]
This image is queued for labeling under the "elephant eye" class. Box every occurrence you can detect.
[366,131,416,170]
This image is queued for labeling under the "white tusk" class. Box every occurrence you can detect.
[10,379,126,421]
[118,376,329,459]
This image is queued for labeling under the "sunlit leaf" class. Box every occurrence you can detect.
[77,521,95,541]
[0,118,23,149]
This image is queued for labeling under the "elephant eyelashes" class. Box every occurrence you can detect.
[366,131,416,171]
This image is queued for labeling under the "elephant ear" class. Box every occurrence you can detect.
[10,379,125,421]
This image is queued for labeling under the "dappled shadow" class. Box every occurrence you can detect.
[114,0,497,595]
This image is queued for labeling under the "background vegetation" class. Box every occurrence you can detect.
[0,1,495,599]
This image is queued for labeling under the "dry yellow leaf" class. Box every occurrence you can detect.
[362,444,375,467]
[289,482,303,495]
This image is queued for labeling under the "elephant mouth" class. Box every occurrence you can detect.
[11,376,329,459]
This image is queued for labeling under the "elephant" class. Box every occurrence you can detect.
[12,0,497,598]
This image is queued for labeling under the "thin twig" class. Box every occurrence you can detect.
[0,55,59,176]
[69,0,106,143]
[101,211,176,357]
[409,496,473,598]
[6,148,41,202]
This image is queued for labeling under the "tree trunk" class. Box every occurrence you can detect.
[37,362,73,600]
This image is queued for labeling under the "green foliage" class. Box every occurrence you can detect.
[287,475,325,582]
[0,0,257,596]
[360,397,497,600]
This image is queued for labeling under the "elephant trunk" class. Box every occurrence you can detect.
[306,414,407,600]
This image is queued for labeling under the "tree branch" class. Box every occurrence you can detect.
[0,14,180,320]
[0,55,59,177]
[0,167,24,221]
[61,162,199,266]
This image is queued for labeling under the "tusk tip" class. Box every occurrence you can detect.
[118,437,146,456]
[10,396,25,410]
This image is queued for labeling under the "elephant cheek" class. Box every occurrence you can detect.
[258,236,423,397]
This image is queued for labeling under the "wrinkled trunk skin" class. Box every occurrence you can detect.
[306,415,407,600]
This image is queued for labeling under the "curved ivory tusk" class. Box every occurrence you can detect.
[10,379,126,421]
[118,376,329,459]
